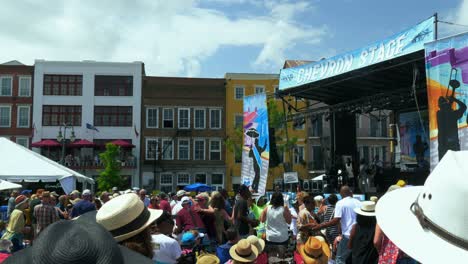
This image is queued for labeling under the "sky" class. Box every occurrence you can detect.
[1,0,468,78]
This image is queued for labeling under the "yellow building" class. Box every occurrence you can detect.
[225,73,308,192]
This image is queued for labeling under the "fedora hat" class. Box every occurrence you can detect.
[299,236,330,264]
[229,239,258,262]
[197,253,220,264]
[354,201,376,216]
[3,220,153,264]
[246,235,265,254]
[376,150,468,263]
[96,193,163,242]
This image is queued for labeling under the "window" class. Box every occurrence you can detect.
[274,85,280,99]
[294,146,305,164]
[277,145,284,164]
[194,109,205,129]
[194,139,205,160]
[16,137,29,148]
[163,108,174,128]
[19,76,32,97]
[94,106,132,127]
[146,107,158,128]
[210,109,221,129]
[311,114,323,137]
[312,146,324,170]
[43,75,82,95]
[177,173,190,185]
[162,139,174,160]
[235,86,244,100]
[370,116,381,137]
[211,173,224,191]
[234,114,243,128]
[195,173,206,184]
[234,148,242,163]
[145,138,159,160]
[95,75,133,96]
[210,139,221,160]
[160,173,173,193]
[178,108,190,129]
[42,105,81,126]
[17,105,30,128]
[0,76,12,96]
[255,85,265,94]
[178,139,190,160]
[0,106,11,127]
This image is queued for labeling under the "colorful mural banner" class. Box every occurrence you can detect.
[398,111,430,168]
[425,32,468,169]
[279,16,435,91]
[241,93,270,195]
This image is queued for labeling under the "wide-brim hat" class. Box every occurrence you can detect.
[376,150,468,263]
[96,193,163,242]
[246,235,265,253]
[299,236,330,264]
[3,220,153,264]
[354,201,376,216]
[229,239,258,262]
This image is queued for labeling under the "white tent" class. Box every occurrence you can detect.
[0,138,94,193]
[0,180,22,191]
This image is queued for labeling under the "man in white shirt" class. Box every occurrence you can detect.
[312,186,361,264]
[152,211,182,264]
[171,190,187,216]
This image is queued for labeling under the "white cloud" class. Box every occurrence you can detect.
[455,0,468,26]
[0,0,325,76]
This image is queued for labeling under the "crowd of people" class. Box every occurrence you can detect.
[0,149,465,264]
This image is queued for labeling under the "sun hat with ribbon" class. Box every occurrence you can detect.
[14,195,29,209]
[229,239,258,262]
[299,236,330,264]
[376,150,468,263]
[96,193,163,242]
[3,219,153,264]
[354,201,376,216]
[246,235,265,254]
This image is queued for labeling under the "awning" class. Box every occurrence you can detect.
[31,139,61,148]
[70,139,96,148]
[108,139,135,148]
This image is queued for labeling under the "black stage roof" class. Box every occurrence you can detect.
[278,51,428,113]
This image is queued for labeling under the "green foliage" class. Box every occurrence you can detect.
[97,143,122,191]
[225,126,243,161]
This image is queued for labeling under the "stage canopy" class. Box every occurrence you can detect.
[278,16,436,113]
[0,138,94,194]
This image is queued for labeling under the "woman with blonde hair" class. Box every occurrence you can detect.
[2,195,30,252]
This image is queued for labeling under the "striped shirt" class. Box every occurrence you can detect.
[323,205,340,244]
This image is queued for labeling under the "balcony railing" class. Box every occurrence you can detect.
[44,154,137,169]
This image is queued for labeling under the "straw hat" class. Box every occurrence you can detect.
[354,201,376,216]
[299,236,330,264]
[229,239,258,262]
[96,193,163,242]
[3,219,153,264]
[246,235,265,254]
[197,253,220,264]
[376,150,468,263]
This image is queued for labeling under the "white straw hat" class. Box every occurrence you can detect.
[354,201,376,216]
[376,150,468,263]
[96,193,163,242]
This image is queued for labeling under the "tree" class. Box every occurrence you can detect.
[97,143,122,191]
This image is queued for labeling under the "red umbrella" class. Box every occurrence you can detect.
[70,139,96,148]
[108,139,135,148]
[31,139,61,148]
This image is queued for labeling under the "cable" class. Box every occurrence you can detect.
[411,63,428,141]
[438,20,468,28]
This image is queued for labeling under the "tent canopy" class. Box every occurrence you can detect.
[0,138,94,184]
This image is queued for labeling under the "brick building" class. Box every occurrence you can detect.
[0,61,34,147]
[141,77,226,193]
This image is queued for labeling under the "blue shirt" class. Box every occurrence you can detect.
[70,200,96,218]
[216,242,234,264]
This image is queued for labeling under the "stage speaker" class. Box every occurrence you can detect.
[334,112,357,155]
[269,127,280,168]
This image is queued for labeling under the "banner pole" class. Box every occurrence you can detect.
[434,12,438,40]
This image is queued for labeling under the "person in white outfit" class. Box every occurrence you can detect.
[260,192,292,259]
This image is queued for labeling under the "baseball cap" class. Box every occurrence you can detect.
[177,190,186,197]
[82,189,92,196]
[20,190,32,195]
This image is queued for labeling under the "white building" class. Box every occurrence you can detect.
[32,60,144,187]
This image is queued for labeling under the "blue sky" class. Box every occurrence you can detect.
[0,0,467,77]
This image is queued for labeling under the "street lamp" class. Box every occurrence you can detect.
[57,123,76,165]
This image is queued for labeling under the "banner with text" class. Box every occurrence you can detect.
[280,16,435,91]
[425,32,468,170]
[241,93,270,195]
